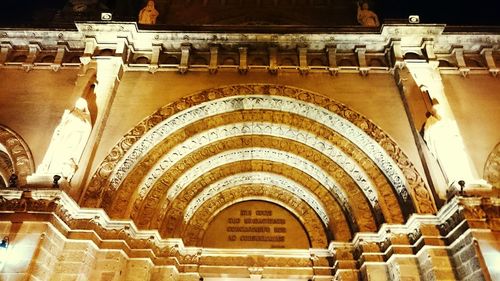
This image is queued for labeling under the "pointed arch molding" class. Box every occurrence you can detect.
[82,84,437,237]
[0,125,35,183]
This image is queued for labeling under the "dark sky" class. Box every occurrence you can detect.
[378,0,498,26]
[0,0,498,26]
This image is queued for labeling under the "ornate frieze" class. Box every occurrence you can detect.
[111,112,392,233]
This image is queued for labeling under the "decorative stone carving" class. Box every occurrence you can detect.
[484,142,500,188]
[183,172,330,225]
[83,84,435,219]
[38,98,92,181]
[135,123,380,217]
[138,1,160,25]
[0,152,14,187]
[112,114,392,232]
[0,125,35,185]
[70,0,98,12]
[153,159,353,242]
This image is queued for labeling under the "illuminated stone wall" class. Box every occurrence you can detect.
[0,23,499,280]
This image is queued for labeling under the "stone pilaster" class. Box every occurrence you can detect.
[360,264,389,281]
[30,225,66,281]
[75,56,124,201]
[88,250,128,281]
[0,222,49,281]
[417,248,455,281]
[449,233,487,281]
[388,256,422,281]
[50,240,97,281]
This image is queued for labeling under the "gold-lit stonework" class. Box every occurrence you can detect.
[2,21,498,280]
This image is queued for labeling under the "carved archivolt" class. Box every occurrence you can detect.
[183,172,329,225]
[155,159,354,242]
[0,125,35,184]
[141,123,374,201]
[0,151,13,186]
[106,113,392,229]
[484,142,500,188]
[97,95,410,198]
[82,84,436,239]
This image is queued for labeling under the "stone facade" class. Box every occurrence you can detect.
[0,21,499,280]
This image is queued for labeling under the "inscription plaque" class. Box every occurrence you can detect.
[202,201,310,249]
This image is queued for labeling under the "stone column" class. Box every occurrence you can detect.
[88,250,128,281]
[394,66,445,201]
[406,62,486,188]
[448,233,489,281]
[387,256,422,281]
[49,240,97,281]
[123,259,154,281]
[417,248,455,281]
[30,224,66,281]
[73,56,124,200]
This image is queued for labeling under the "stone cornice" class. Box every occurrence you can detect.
[0,23,498,75]
[1,189,498,275]
[0,23,497,51]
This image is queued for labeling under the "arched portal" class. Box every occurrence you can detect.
[0,125,35,186]
[81,84,436,246]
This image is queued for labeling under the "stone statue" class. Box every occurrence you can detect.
[38,98,92,181]
[423,100,475,187]
[138,0,160,25]
[357,1,380,27]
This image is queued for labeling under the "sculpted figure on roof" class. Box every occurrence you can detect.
[357,1,380,27]
[139,0,160,24]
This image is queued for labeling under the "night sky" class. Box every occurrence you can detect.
[0,0,498,26]
[377,0,498,26]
